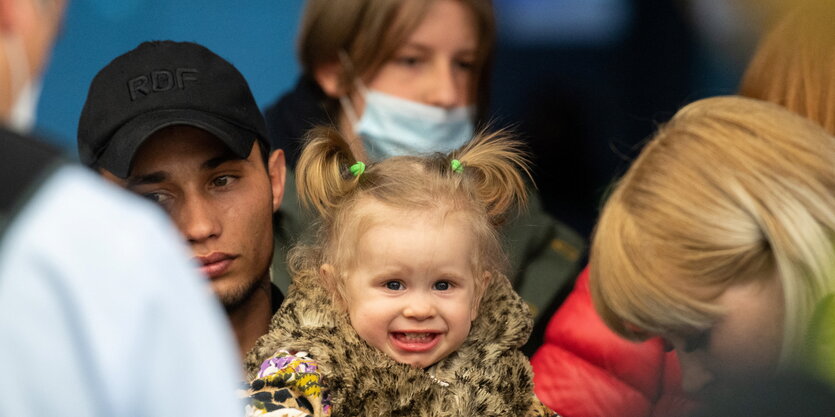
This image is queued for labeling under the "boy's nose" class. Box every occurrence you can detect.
[677,351,714,395]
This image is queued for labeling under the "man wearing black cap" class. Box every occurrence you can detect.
[78,40,286,359]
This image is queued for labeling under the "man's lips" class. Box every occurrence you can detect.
[194,252,238,279]
[389,331,442,352]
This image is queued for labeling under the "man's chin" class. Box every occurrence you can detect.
[211,277,260,312]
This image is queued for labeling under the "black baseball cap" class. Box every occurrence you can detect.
[77,40,268,178]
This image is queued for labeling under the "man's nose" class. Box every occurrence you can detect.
[177,195,221,243]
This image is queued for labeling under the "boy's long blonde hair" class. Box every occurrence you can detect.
[739,3,835,134]
[291,127,530,311]
[590,96,835,364]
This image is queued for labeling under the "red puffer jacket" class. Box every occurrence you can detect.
[531,267,696,417]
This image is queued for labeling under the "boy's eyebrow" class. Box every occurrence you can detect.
[126,172,167,187]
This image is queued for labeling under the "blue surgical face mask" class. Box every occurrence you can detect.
[3,33,41,133]
[340,86,475,161]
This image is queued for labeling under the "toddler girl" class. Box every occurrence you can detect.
[244,128,556,416]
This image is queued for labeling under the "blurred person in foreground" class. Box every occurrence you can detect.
[0,1,242,416]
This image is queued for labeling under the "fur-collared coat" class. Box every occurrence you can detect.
[244,267,558,417]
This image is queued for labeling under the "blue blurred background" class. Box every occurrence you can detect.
[37,0,304,150]
[36,0,758,238]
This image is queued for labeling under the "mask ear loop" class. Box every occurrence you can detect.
[337,50,367,129]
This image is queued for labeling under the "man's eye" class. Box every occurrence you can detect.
[385,281,404,291]
[142,192,170,204]
[433,281,450,291]
[212,175,236,187]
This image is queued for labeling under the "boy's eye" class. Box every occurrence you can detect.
[385,281,404,291]
[683,331,710,353]
[433,281,450,291]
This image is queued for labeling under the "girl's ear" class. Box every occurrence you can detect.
[471,271,491,321]
[320,263,348,311]
[313,60,346,98]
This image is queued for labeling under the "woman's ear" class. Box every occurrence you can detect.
[313,60,345,98]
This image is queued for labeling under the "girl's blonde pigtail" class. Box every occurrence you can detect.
[453,129,532,225]
[295,126,362,221]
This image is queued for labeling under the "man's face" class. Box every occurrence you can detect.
[112,125,283,310]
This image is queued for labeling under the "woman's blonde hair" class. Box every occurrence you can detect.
[739,3,835,134]
[289,127,529,312]
[297,0,495,117]
[590,96,835,364]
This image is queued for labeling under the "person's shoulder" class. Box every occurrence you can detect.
[7,165,194,290]
[25,165,175,241]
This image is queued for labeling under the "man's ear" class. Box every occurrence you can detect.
[268,149,286,212]
[313,60,346,98]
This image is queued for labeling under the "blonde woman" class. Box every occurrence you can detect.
[590,95,835,397]
[267,0,584,324]
[533,6,835,414]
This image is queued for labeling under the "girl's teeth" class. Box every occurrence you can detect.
[400,333,432,341]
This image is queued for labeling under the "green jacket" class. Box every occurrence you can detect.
[271,169,586,322]
[806,293,835,386]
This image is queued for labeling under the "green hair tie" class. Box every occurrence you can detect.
[451,159,464,173]
[349,161,366,178]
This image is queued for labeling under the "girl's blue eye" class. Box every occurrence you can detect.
[385,281,403,291]
[433,281,450,291]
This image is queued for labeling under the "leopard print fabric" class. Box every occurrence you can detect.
[245,268,560,416]
[246,351,331,417]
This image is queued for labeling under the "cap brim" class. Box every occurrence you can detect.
[98,108,256,178]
